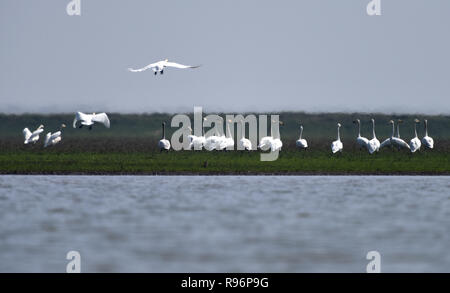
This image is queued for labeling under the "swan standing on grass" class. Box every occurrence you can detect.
[73,112,110,130]
[225,120,234,149]
[393,120,410,150]
[409,119,421,153]
[128,59,200,75]
[258,121,283,152]
[204,120,223,151]
[331,123,343,154]
[367,118,380,154]
[188,125,206,150]
[44,124,66,148]
[422,119,434,149]
[380,120,395,149]
[295,125,308,150]
[352,119,368,150]
[23,125,44,144]
[238,120,252,151]
[211,117,228,151]
[219,119,235,150]
[158,122,171,152]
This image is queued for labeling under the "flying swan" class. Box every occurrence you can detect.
[128,59,200,75]
[73,112,110,130]
[23,125,44,144]
[44,124,66,148]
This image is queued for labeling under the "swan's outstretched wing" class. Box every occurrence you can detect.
[380,138,391,149]
[165,62,200,69]
[23,128,32,140]
[92,113,110,128]
[32,128,44,136]
[49,131,62,141]
[44,132,52,147]
[73,112,87,128]
[127,62,158,72]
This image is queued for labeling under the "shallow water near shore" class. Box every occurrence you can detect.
[0,175,449,272]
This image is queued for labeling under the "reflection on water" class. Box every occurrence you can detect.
[0,175,449,272]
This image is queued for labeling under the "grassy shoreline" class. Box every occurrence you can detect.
[1,149,449,175]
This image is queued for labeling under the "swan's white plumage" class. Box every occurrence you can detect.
[128,59,200,73]
[23,125,44,144]
[296,125,308,149]
[331,123,343,154]
[422,120,434,149]
[239,138,252,150]
[73,112,110,128]
[367,119,380,154]
[258,137,273,151]
[409,119,421,153]
[158,122,171,151]
[353,119,368,150]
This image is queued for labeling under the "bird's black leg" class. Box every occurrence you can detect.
[154,71,157,75]
[79,125,83,129]
[89,125,92,131]
[160,70,164,75]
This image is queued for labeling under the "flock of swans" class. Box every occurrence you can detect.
[22,112,110,147]
[158,117,434,153]
[331,118,434,154]
[23,111,434,154]
[22,110,434,154]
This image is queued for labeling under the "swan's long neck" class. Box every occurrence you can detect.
[337,126,341,141]
[162,124,165,139]
[357,122,361,137]
[414,123,418,138]
[396,123,401,138]
[391,123,395,138]
[424,120,428,137]
[372,120,376,139]
[299,127,303,140]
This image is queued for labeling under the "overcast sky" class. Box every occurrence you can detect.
[1,0,449,114]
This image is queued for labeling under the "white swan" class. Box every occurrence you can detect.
[367,118,380,154]
[237,120,252,151]
[331,123,343,154]
[204,118,223,151]
[73,112,110,129]
[422,119,434,149]
[158,122,171,151]
[44,124,66,148]
[295,125,308,150]
[188,125,206,150]
[380,120,395,149]
[392,119,410,150]
[352,119,368,150]
[221,119,235,150]
[258,121,283,152]
[128,59,200,75]
[409,119,421,153]
[23,125,44,144]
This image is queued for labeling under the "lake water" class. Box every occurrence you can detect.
[0,175,449,273]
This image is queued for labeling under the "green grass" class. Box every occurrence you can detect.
[1,148,448,175]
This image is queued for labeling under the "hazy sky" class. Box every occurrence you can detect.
[1,0,449,114]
